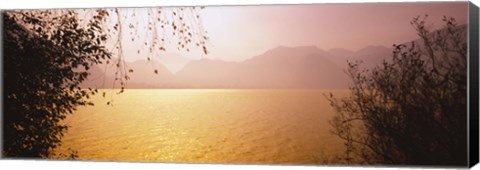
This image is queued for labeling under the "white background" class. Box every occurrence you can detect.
[0,0,479,170]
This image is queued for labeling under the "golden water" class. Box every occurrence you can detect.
[55,89,348,164]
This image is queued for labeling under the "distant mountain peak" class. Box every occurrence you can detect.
[354,45,392,56]
[356,45,389,51]
[328,48,353,52]
[327,48,355,57]
[257,45,327,59]
[270,45,323,52]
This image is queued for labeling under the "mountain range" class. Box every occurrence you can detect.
[81,44,394,89]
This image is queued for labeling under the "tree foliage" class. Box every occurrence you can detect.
[89,8,209,94]
[3,10,111,158]
[2,7,208,158]
[327,16,467,166]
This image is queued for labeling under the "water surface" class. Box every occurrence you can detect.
[56,89,348,164]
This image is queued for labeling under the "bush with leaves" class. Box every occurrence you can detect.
[327,16,467,166]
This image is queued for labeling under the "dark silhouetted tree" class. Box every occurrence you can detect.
[3,11,111,158]
[2,8,208,158]
[327,16,467,166]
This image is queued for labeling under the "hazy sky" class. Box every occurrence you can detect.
[121,2,468,67]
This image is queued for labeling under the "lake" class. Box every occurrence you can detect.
[55,89,349,164]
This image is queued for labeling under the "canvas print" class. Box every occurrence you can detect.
[1,2,473,167]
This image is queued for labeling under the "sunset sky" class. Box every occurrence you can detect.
[120,2,468,71]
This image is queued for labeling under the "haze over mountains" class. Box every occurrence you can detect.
[81,44,393,89]
[83,24,467,89]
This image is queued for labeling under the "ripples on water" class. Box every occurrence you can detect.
[55,89,349,164]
